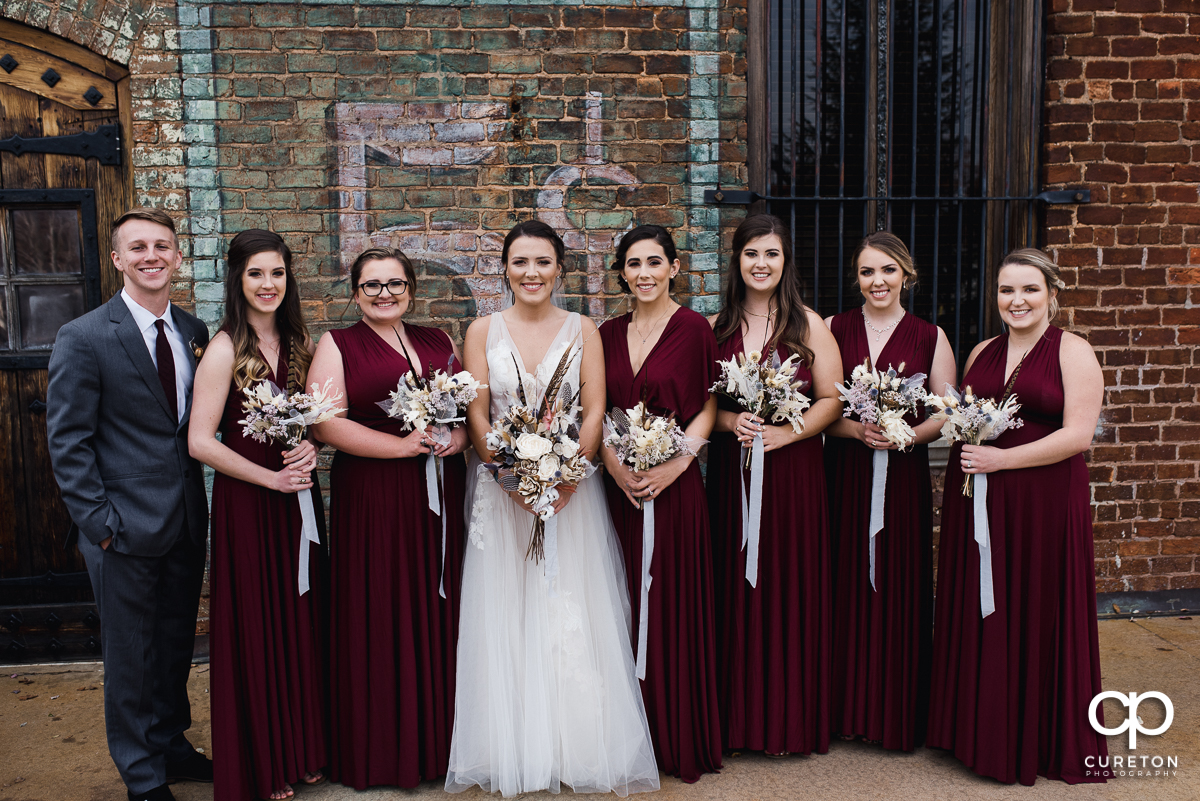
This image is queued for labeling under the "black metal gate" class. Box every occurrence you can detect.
[718,0,1087,361]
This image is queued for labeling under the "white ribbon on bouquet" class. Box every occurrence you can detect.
[635,497,655,680]
[739,432,765,587]
[867,448,889,590]
[425,425,452,599]
[297,487,321,596]
[974,473,995,617]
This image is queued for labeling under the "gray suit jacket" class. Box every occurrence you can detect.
[47,293,210,557]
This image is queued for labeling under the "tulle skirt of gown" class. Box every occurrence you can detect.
[446,459,660,797]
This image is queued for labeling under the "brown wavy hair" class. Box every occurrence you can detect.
[220,229,313,394]
[713,213,814,365]
[850,231,918,291]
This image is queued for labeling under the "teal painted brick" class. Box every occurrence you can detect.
[415,76,441,96]
[337,55,389,75]
[377,211,426,229]
[233,54,286,73]
[377,29,430,49]
[376,169,430,187]
[270,213,324,233]
[475,30,521,50]
[407,188,457,208]
[305,7,354,26]
[430,168,481,187]
[411,8,459,27]
[441,53,489,74]
[360,8,410,27]
[490,54,541,74]
[274,168,327,188]
[245,99,295,120]
[253,5,301,26]
[218,124,272,144]
[461,7,509,27]
[389,53,439,73]
[490,78,539,97]
[508,145,557,164]
[275,30,323,50]
[431,29,472,49]
[442,76,465,96]
[585,211,634,228]
[325,31,376,50]
[246,191,296,210]
[429,210,480,230]
[217,28,270,49]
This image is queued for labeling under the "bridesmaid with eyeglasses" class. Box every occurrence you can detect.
[307,247,469,789]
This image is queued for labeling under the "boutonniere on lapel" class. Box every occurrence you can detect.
[189,337,206,361]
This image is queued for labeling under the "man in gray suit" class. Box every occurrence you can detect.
[47,208,212,801]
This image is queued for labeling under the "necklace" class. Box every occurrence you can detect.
[744,306,776,319]
[862,307,904,342]
[633,305,672,346]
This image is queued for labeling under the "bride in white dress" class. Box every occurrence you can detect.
[446,221,659,797]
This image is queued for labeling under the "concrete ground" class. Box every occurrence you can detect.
[2,618,1196,801]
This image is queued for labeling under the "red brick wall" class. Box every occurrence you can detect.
[1044,0,1200,592]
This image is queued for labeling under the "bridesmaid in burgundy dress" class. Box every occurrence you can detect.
[823,232,956,751]
[706,214,843,757]
[599,225,722,782]
[190,229,326,801]
[928,248,1109,784]
[307,247,469,790]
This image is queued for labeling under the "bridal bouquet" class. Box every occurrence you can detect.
[484,346,590,563]
[240,377,343,596]
[926,385,1024,497]
[377,355,484,598]
[835,359,928,450]
[240,377,343,448]
[710,350,811,467]
[710,350,810,588]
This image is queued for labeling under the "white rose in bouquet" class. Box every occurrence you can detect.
[515,432,554,461]
[554,437,580,459]
[537,453,561,482]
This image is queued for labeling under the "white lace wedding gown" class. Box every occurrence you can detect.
[446,312,659,797]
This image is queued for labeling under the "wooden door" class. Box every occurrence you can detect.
[0,20,132,662]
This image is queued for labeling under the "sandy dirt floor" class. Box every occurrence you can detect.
[1,618,1196,801]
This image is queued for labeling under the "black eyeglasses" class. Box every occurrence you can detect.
[358,279,410,297]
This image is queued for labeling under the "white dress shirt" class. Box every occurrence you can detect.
[121,288,195,423]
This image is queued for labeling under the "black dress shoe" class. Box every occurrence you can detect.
[127,784,175,801]
[165,750,214,783]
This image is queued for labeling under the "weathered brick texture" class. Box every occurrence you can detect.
[13,0,1197,593]
[1044,1,1200,592]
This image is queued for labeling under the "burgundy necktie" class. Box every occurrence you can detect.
[155,319,178,421]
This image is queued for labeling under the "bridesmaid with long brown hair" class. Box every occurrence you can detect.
[823,232,956,751]
[706,213,843,757]
[599,224,722,782]
[928,248,1109,784]
[189,229,327,801]
[307,247,469,789]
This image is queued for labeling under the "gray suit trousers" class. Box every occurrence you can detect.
[78,526,206,793]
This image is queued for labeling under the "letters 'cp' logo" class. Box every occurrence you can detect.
[1088,691,1174,749]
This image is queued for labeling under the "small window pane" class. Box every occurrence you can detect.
[12,208,83,276]
[0,287,8,350]
[16,284,85,349]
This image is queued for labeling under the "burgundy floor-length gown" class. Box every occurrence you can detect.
[327,321,467,789]
[600,308,723,783]
[707,325,832,757]
[210,347,329,801]
[824,311,936,751]
[928,325,1110,785]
